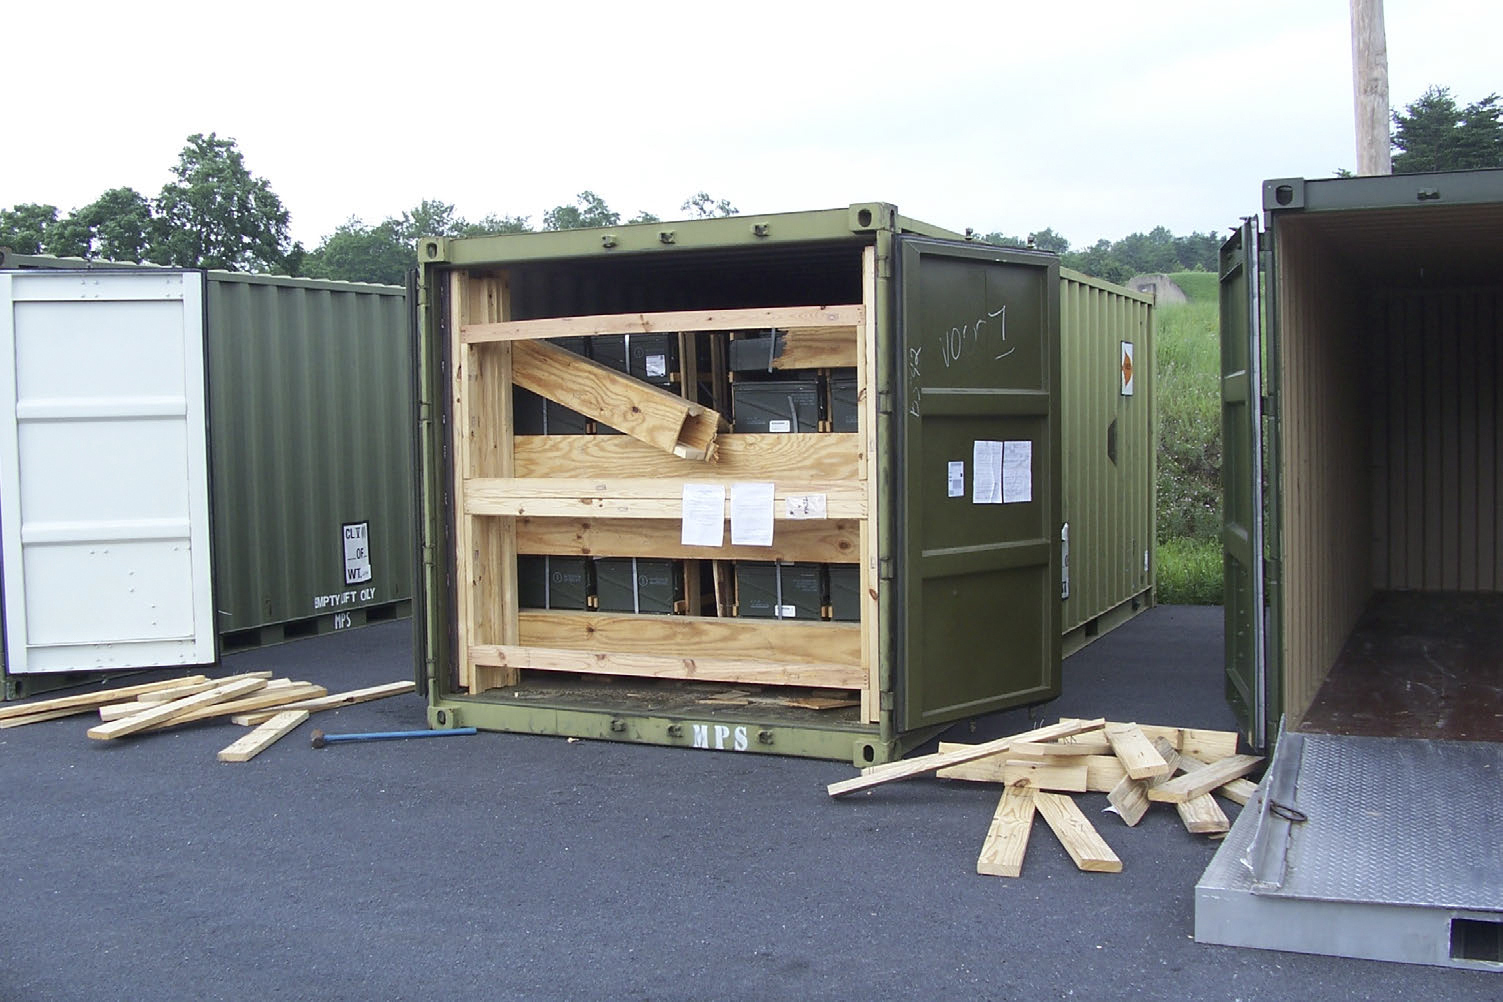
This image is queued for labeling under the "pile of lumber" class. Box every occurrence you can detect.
[0,673,415,763]
[828,717,1262,878]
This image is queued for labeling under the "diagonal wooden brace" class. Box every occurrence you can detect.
[511,339,722,461]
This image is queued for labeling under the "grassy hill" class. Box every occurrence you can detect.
[1154,271,1222,603]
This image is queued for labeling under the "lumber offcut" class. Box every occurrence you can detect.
[0,675,210,723]
[827,718,1105,797]
[218,710,310,763]
[1104,722,1171,780]
[1146,754,1264,804]
[1035,792,1122,873]
[977,787,1037,878]
[229,680,416,725]
[87,678,269,740]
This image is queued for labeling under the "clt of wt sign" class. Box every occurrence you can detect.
[343,521,373,585]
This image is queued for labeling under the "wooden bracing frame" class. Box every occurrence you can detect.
[449,249,882,721]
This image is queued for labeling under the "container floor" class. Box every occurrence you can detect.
[1297,591,1503,742]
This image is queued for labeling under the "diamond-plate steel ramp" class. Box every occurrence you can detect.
[1196,733,1503,970]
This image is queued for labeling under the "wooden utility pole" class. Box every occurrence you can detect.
[1351,0,1392,175]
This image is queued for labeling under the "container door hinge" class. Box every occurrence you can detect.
[877,390,894,416]
[878,557,895,581]
[880,691,895,711]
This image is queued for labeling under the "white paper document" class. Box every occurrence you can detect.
[681,483,726,547]
[947,461,965,499]
[1003,440,1033,503]
[785,493,827,519]
[730,481,776,546]
[973,440,1002,504]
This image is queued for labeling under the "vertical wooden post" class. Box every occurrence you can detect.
[860,246,881,723]
[1351,0,1392,175]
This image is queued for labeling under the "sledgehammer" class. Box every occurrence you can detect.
[310,727,477,748]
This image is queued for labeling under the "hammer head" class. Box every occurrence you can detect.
[310,729,327,749]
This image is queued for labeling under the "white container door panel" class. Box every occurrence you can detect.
[0,270,215,674]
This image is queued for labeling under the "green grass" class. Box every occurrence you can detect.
[1156,537,1223,605]
[1168,270,1218,304]
[1154,273,1224,603]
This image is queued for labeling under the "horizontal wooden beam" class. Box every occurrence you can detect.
[1146,754,1263,803]
[514,433,861,481]
[517,516,860,563]
[518,610,861,667]
[753,326,859,369]
[462,305,864,344]
[511,339,721,461]
[470,643,864,690]
[466,478,866,520]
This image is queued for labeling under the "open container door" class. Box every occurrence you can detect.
[1218,222,1275,750]
[893,237,1061,732]
[0,270,216,674]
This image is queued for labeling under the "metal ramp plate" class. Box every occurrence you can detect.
[1196,733,1503,970]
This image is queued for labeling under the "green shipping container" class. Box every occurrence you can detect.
[0,255,412,699]
[413,203,1063,764]
[1058,270,1156,654]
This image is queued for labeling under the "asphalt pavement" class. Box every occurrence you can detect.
[0,605,1495,1001]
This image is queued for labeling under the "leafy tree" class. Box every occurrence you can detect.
[680,192,738,219]
[152,132,291,271]
[0,203,61,255]
[459,213,532,237]
[1392,87,1503,173]
[1027,228,1070,254]
[302,217,412,285]
[55,187,157,262]
[543,191,620,230]
[628,210,662,224]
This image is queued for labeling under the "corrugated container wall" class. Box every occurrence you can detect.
[205,274,413,647]
[1059,269,1155,651]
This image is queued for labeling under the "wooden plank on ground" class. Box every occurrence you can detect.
[511,339,722,461]
[828,718,1105,797]
[1085,754,1128,793]
[146,684,327,730]
[1146,755,1264,804]
[1106,774,1150,826]
[1035,792,1122,873]
[100,678,295,721]
[1177,750,1260,806]
[1177,792,1232,834]
[0,706,97,728]
[977,787,1036,878]
[131,672,273,706]
[1011,736,1113,757]
[1153,736,1227,833]
[217,710,310,763]
[86,678,269,740]
[462,305,864,344]
[231,681,416,726]
[1104,722,1172,780]
[0,675,210,721]
[999,760,1088,793]
[1120,723,1239,763]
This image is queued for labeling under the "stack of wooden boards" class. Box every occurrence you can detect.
[827,717,1262,878]
[0,673,415,762]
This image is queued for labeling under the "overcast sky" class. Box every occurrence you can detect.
[4,1,1499,251]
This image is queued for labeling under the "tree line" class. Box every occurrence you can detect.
[4,88,1497,286]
